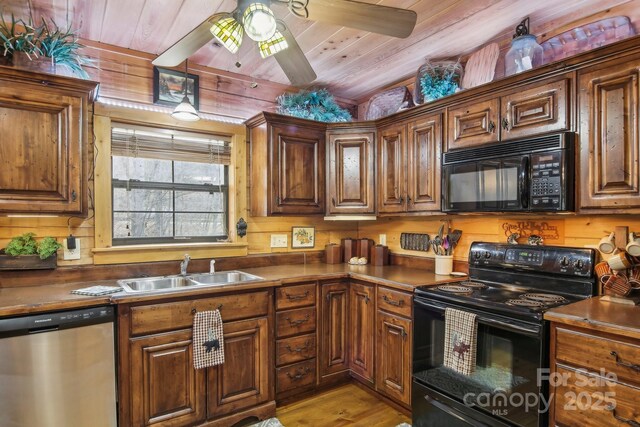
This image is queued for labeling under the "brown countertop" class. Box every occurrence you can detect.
[0,263,460,317]
[544,297,640,340]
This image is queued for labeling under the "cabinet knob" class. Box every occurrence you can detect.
[399,196,404,204]
[407,195,412,205]
[332,197,336,207]
[71,189,77,201]
[502,117,509,131]
[488,121,496,133]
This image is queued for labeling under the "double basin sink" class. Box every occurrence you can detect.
[118,271,263,293]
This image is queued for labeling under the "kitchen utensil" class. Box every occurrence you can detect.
[434,255,453,275]
[449,229,462,249]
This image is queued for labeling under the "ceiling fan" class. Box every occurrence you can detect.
[152,0,418,86]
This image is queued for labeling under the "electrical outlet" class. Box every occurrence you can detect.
[63,238,81,260]
[270,234,288,248]
[379,234,387,246]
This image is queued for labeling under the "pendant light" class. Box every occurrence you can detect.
[171,60,200,122]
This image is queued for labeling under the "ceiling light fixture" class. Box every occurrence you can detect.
[243,2,277,41]
[258,28,288,58]
[210,15,244,54]
[171,60,200,122]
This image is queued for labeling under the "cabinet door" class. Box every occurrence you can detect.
[271,124,325,214]
[349,282,375,383]
[207,317,271,419]
[327,131,375,214]
[377,125,406,213]
[501,78,569,140]
[129,330,206,426]
[319,281,350,380]
[376,311,411,406]
[578,56,640,209]
[407,114,442,212]
[0,77,93,214]
[447,97,500,150]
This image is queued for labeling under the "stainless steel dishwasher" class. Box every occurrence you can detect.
[0,306,117,427]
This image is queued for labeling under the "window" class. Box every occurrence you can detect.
[111,125,231,245]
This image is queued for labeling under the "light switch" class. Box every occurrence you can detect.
[379,234,387,246]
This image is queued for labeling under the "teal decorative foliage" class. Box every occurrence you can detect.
[276,89,352,122]
[419,60,463,103]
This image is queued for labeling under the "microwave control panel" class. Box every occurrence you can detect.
[531,151,562,208]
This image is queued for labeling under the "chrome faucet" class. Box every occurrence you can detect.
[180,254,191,276]
[210,259,216,274]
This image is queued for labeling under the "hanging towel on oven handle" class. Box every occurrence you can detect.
[443,307,478,376]
[193,309,225,369]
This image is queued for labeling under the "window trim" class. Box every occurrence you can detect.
[91,107,248,265]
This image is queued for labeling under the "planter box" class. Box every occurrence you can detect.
[0,251,57,270]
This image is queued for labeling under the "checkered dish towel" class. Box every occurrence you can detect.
[193,310,225,369]
[443,308,478,376]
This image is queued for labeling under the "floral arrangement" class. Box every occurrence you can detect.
[418,60,463,103]
[276,89,352,122]
[0,15,92,78]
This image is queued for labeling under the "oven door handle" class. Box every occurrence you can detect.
[424,395,489,427]
[414,298,541,336]
[519,156,529,209]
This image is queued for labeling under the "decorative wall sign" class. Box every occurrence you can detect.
[153,66,199,108]
[501,220,564,244]
[292,227,315,248]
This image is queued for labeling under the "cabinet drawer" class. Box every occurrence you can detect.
[276,359,317,393]
[276,333,317,366]
[377,287,412,317]
[130,291,270,336]
[276,283,316,310]
[447,97,500,150]
[276,307,316,338]
[555,327,640,386]
[553,365,640,427]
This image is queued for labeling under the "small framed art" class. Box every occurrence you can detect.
[153,66,199,109]
[292,227,315,249]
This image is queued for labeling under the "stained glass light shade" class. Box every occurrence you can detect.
[210,16,244,54]
[242,3,277,42]
[258,30,288,58]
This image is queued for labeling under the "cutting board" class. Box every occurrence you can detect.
[461,43,499,89]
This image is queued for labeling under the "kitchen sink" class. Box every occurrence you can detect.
[188,271,263,286]
[118,271,263,293]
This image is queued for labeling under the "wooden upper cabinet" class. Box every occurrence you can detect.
[248,113,326,216]
[377,124,406,213]
[407,114,442,212]
[578,55,640,210]
[447,97,500,150]
[500,77,569,140]
[319,281,350,381]
[129,330,206,426]
[349,281,375,384]
[0,68,97,214]
[326,128,375,214]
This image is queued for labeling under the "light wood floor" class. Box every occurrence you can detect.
[276,384,411,427]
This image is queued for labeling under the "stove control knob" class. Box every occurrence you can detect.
[474,252,482,260]
[560,256,569,267]
[573,259,584,269]
[484,251,492,259]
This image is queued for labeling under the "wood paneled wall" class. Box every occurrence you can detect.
[357,216,640,262]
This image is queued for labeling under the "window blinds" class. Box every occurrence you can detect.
[111,124,232,165]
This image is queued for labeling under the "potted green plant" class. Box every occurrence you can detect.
[0,15,91,79]
[0,232,62,270]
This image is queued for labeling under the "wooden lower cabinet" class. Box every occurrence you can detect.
[376,310,412,406]
[130,329,206,426]
[319,281,350,381]
[349,281,375,383]
[207,317,271,418]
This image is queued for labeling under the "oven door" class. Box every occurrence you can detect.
[442,156,529,212]
[412,297,546,427]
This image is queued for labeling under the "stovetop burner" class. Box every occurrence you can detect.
[505,299,545,308]
[436,285,473,294]
[521,293,567,303]
[458,280,488,289]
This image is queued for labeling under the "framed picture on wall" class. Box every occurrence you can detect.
[153,66,199,109]
[292,227,315,249]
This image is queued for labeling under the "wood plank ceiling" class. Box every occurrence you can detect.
[1,0,637,103]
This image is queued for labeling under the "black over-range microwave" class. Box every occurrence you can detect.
[442,132,575,213]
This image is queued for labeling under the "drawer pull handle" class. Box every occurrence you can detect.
[383,295,404,307]
[191,304,222,314]
[610,351,640,372]
[488,121,496,133]
[285,314,310,326]
[607,404,640,427]
[286,341,311,353]
[286,367,311,381]
[285,290,310,301]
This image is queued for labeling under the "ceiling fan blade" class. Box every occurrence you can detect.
[274,23,317,86]
[152,14,226,67]
[305,0,417,38]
